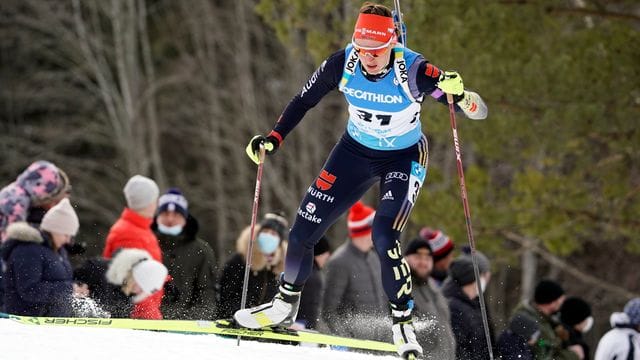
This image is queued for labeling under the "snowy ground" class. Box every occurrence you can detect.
[0,318,398,360]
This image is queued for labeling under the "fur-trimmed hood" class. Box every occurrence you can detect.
[105,248,153,286]
[235,225,286,274]
[0,222,46,261]
[4,222,43,243]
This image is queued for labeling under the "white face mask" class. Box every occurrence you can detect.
[480,277,488,293]
[257,232,280,254]
[581,316,594,333]
[158,223,183,236]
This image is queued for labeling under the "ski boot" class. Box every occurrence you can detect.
[234,281,302,329]
[390,301,423,359]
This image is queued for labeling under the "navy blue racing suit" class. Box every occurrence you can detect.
[271,46,484,306]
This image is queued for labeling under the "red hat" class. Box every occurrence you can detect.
[353,13,395,43]
[348,201,375,238]
[419,227,454,261]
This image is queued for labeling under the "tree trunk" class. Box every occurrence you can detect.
[520,239,537,303]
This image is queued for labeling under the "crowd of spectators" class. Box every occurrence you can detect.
[1,160,638,360]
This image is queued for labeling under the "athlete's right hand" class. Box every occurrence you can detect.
[245,134,280,164]
[437,71,464,96]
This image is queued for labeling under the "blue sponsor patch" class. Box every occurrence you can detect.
[411,161,426,183]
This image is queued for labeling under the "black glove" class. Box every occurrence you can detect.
[246,133,280,164]
[164,280,181,303]
[64,241,87,255]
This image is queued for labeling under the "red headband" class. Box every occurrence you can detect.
[353,13,395,43]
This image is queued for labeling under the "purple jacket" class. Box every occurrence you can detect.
[1,222,73,316]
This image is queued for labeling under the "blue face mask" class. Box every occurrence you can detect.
[158,223,183,236]
[257,232,280,254]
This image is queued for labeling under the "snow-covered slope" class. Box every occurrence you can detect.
[0,318,396,360]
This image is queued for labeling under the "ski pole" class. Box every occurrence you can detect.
[393,0,406,45]
[237,143,266,346]
[446,93,494,360]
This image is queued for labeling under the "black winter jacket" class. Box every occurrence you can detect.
[443,279,493,360]
[73,257,132,318]
[152,215,217,320]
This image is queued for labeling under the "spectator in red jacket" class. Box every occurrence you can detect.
[102,175,163,319]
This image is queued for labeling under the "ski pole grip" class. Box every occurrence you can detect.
[258,143,266,164]
[446,93,454,105]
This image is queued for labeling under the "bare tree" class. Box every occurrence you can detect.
[70,0,168,185]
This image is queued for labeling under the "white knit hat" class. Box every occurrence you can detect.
[132,259,168,295]
[40,198,79,236]
[123,175,159,210]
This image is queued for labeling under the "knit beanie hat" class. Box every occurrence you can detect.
[40,198,79,236]
[348,201,375,237]
[157,188,188,218]
[510,313,540,341]
[449,257,476,286]
[460,245,491,274]
[419,227,454,261]
[534,279,565,304]
[314,235,331,256]
[404,237,432,256]
[260,212,289,240]
[560,297,592,326]
[624,297,640,326]
[123,175,159,211]
[132,259,168,295]
[19,160,70,203]
[105,248,167,297]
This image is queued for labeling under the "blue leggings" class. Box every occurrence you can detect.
[283,132,428,305]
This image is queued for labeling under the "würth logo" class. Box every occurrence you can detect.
[315,170,337,191]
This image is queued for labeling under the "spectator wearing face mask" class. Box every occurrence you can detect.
[216,213,288,319]
[442,256,494,360]
[458,246,496,347]
[559,297,594,360]
[458,246,491,294]
[152,188,217,320]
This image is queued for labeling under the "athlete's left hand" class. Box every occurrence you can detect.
[437,71,464,96]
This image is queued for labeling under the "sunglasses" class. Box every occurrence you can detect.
[351,36,394,57]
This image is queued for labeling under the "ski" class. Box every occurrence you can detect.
[0,312,396,353]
